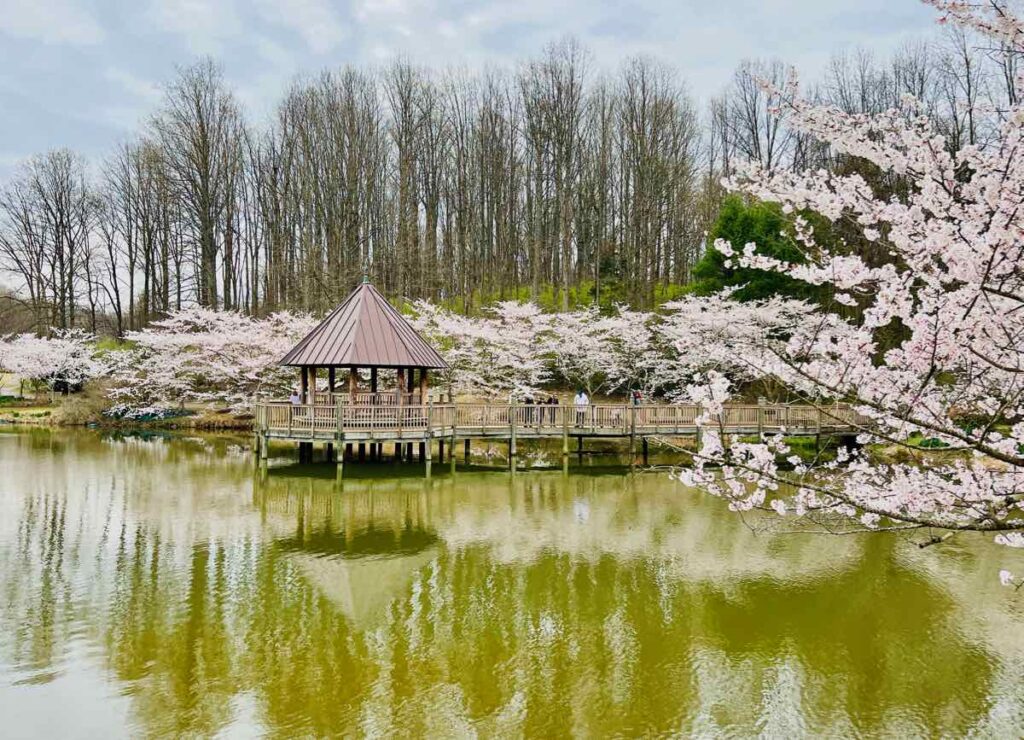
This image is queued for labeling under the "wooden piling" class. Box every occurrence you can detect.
[509,400,518,469]
[562,407,569,460]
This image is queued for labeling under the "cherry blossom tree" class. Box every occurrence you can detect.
[603,306,662,396]
[679,0,1024,583]
[653,294,814,401]
[540,306,617,397]
[107,308,316,415]
[410,300,549,399]
[0,329,105,396]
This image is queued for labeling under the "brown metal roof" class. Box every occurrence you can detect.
[280,281,448,369]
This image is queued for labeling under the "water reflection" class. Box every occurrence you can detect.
[0,429,1021,737]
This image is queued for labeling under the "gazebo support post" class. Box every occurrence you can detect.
[419,368,429,404]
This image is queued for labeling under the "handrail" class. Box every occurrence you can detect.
[254,401,868,435]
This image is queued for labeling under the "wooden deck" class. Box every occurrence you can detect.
[254,400,865,444]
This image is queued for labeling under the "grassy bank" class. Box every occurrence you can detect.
[0,388,255,431]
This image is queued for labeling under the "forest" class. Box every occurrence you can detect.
[0,19,1019,336]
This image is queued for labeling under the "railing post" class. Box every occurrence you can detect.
[509,399,517,469]
[629,404,636,468]
[695,405,703,448]
[288,404,293,437]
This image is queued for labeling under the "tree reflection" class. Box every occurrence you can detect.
[0,430,1017,736]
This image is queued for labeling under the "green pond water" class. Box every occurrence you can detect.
[0,429,1021,738]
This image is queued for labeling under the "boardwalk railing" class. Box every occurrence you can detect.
[255,401,867,440]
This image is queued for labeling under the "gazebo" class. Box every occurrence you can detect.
[280,278,448,461]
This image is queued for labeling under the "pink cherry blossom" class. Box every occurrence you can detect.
[681,0,1024,574]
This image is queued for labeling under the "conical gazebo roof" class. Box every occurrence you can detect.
[280,281,448,369]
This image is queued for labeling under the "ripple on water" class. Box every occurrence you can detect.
[0,430,1021,737]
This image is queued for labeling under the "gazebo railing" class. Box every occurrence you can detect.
[311,391,430,406]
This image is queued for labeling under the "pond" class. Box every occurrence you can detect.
[0,429,1020,737]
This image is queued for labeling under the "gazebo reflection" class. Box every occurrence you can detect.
[254,472,440,630]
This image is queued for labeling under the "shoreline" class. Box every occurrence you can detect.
[0,403,255,432]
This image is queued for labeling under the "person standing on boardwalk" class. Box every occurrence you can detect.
[574,389,589,427]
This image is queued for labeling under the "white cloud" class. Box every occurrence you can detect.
[146,0,242,54]
[0,0,105,45]
[100,68,163,130]
[104,67,162,105]
[148,0,345,56]
[254,0,347,55]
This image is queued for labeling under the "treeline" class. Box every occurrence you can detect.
[0,27,1017,335]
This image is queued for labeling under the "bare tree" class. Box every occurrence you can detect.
[151,58,244,308]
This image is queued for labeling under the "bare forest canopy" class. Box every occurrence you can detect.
[0,27,1018,337]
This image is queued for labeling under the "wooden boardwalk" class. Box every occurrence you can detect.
[254,400,865,470]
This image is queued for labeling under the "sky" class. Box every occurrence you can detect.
[0,0,939,178]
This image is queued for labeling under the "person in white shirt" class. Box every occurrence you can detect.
[289,390,301,406]
[573,389,589,427]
